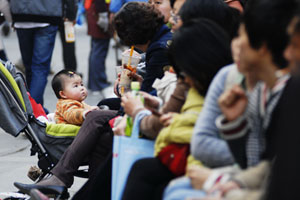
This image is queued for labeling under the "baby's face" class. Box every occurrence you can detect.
[61,75,88,102]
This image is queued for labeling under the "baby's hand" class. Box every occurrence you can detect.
[83,106,100,118]
[89,106,100,111]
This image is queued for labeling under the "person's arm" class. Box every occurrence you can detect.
[224,189,263,200]
[191,66,235,167]
[60,101,86,125]
[94,0,108,13]
[0,0,12,23]
[231,161,270,190]
[134,80,189,139]
[141,48,169,93]
[215,113,249,168]
[64,0,78,21]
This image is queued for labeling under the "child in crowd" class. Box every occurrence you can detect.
[52,69,99,125]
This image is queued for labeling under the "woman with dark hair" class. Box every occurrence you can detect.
[113,1,172,93]
[97,1,172,110]
[179,0,240,39]
[120,18,232,200]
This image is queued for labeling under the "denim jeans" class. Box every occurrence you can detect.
[88,38,110,91]
[16,25,58,105]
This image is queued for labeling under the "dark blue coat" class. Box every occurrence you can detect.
[141,25,172,93]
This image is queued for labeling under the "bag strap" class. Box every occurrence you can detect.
[131,110,151,139]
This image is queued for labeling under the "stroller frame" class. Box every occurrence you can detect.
[0,61,84,198]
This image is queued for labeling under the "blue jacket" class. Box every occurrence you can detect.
[109,0,148,13]
[191,65,235,167]
[141,25,172,93]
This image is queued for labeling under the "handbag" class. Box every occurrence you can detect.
[157,143,190,176]
[111,110,154,200]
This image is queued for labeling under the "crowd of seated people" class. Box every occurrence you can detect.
[14,0,300,200]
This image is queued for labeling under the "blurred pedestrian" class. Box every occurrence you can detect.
[0,0,12,61]
[86,0,112,96]
[109,0,148,20]
[10,0,62,107]
[58,0,78,71]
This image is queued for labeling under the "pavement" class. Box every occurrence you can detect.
[0,24,121,197]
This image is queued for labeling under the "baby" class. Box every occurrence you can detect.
[52,69,99,125]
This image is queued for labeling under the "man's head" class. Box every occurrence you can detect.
[114,2,164,46]
[239,0,299,72]
[52,70,87,102]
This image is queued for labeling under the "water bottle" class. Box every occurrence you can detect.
[125,82,143,136]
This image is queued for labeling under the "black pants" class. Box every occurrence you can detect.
[98,97,121,111]
[51,110,117,187]
[122,158,176,200]
[58,21,77,71]
[73,152,113,200]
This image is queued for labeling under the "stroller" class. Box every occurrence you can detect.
[0,61,83,199]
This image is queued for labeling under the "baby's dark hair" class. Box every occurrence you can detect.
[52,69,79,99]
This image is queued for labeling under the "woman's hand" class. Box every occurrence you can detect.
[209,181,240,197]
[139,91,160,109]
[112,116,127,136]
[187,165,212,190]
[129,72,144,83]
[121,92,144,117]
[218,85,247,121]
[159,112,177,127]
[113,72,121,97]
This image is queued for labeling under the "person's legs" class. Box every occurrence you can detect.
[122,158,176,200]
[72,152,113,200]
[51,110,117,187]
[16,28,34,87]
[88,38,110,91]
[0,34,8,61]
[97,97,121,111]
[59,22,77,71]
[30,25,58,105]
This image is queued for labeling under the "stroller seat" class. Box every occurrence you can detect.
[0,60,87,194]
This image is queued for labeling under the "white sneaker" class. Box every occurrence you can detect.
[101,86,116,99]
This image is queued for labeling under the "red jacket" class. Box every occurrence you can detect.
[86,0,111,39]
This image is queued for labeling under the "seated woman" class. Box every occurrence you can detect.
[164,0,297,199]
[114,0,241,138]
[99,1,172,110]
[121,18,233,200]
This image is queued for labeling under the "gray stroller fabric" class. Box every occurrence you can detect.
[29,118,74,163]
[0,60,76,169]
[0,68,28,137]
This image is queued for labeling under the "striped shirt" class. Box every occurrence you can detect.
[55,99,90,125]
